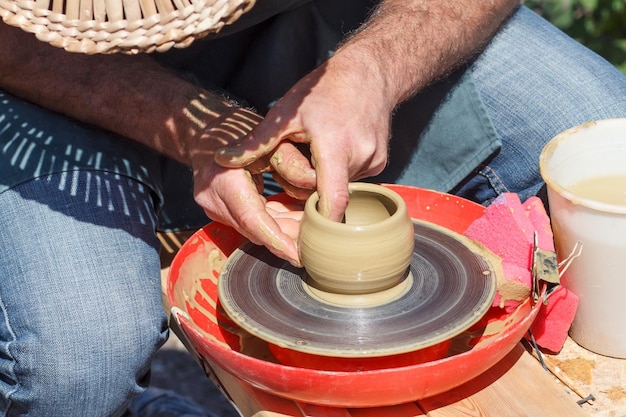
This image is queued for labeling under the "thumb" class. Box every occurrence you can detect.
[214,126,282,168]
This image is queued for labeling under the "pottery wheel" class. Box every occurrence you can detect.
[218,220,497,358]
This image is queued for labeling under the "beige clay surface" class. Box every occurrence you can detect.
[299,183,414,295]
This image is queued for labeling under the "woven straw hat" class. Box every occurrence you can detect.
[0,0,255,54]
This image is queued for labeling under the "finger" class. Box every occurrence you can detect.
[214,107,314,169]
[272,217,301,243]
[269,142,316,189]
[265,200,305,214]
[196,169,300,266]
[272,172,315,201]
[229,194,301,266]
[266,206,304,221]
[310,143,351,222]
[238,153,275,175]
[214,128,283,168]
[265,201,303,245]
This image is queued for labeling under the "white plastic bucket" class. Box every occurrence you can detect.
[539,119,626,358]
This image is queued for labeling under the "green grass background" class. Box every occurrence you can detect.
[527,0,626,73]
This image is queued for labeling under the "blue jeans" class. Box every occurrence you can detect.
[0,173,168,416]
[380,7,626,204]
[458,7,626,204]
[1,5,626,417]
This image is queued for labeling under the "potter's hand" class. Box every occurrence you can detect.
[215,56,394,222]
[215,0,521,222]
[190,106,302,266]
[193,164,302,266]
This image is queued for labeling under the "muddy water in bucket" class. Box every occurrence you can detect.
[540,119,626,358]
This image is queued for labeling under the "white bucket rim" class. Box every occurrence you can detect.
[539,118,626,215]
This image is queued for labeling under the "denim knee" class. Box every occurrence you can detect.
[457,6,626,205]
[0,173,168,416]
[0,300,168,416]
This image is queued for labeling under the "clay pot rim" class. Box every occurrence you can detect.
[304,182,408,230]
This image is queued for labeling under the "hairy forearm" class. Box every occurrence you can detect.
[335,0,521,109]
[0,22,234,165]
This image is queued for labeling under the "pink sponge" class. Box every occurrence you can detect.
[524,196,555,252]
[464,193,534,308]
[528,286,579,353]
[464,193,534,269]
[463,192,577,352]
